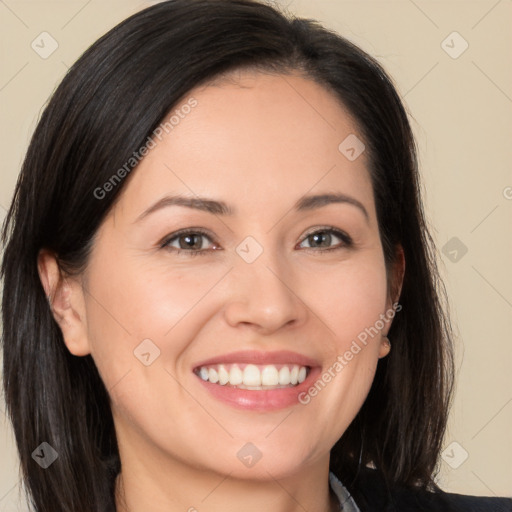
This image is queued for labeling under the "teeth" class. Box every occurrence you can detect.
[261,365,279,386]
[199,367,209,381]
[208,368,219,384]
[243,364,261,386]
[290,365,299,385]
[229,365,243,385]
[196,363,310,388]
[218,365,229,385]
[278,366,291,385]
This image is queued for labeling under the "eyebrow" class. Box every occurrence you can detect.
[135,196,234,222]
[134,192,369,223]
[296,193,369,221]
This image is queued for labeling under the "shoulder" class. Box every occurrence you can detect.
[344,467,512,512]
[438,491,512,512]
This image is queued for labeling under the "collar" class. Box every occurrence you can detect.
[329,471,361,511]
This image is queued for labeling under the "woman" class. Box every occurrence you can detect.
[1,1,510,511]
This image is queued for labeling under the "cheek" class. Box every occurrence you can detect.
[305,252,389,348]
[82,247,227,387]
[294,251,388,431]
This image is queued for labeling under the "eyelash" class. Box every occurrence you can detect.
[160,227,353,257]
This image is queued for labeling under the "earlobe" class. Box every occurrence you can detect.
[378,335,391,359]
[37,249,91,357]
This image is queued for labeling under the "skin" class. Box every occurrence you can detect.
[39,70,404,512]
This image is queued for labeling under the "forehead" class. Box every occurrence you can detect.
[113,70,374,222]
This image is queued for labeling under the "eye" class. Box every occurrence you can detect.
[160,228,219,256]
[297,227,352,253]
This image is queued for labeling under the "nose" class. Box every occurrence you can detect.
[222,249,309,335]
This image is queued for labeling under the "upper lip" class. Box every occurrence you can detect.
[193,350,319,370]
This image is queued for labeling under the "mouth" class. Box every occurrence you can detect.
[192,350,321,411]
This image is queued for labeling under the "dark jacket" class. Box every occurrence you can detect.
[345,467,512,512]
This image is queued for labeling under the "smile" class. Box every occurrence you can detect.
[194,363,310,389]
[192,350,321,411]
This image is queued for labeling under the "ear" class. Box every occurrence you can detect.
[379,245,405,359]
[37,249,91,357]
[386,244,405,314]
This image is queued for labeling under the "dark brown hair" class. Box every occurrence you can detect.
[1,1,454,510]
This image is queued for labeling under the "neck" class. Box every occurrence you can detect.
[114,450,339,512]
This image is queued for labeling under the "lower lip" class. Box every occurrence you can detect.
[195,367,322,411]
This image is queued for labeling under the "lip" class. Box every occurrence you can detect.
[193,350,322,411]
[193,350,320,369]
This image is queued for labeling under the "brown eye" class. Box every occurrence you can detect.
[177,233,206,250]
[306,231,333,248]
[298,228,352,252]
[161,229,218,256]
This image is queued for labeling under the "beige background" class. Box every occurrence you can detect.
[0,0,511,509]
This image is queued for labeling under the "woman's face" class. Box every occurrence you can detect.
[55,71,401,480]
